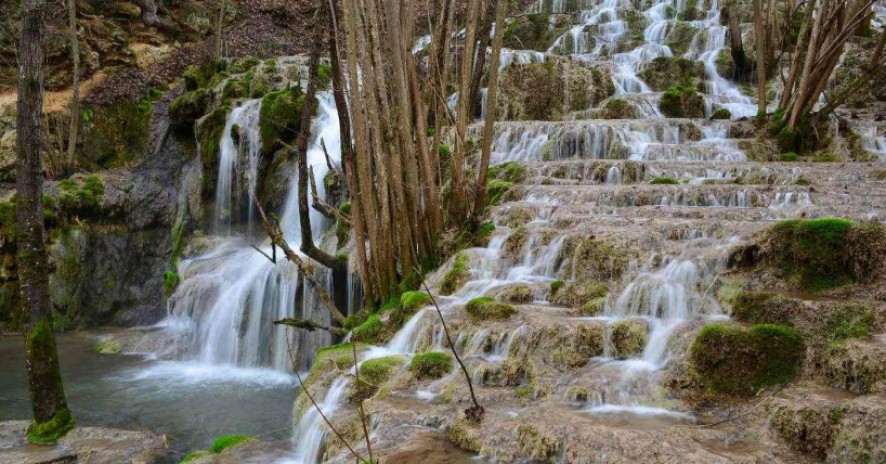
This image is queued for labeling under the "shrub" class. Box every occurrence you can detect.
[780,152,798,161]
[409,351,452,379]
[690,323,804,396]
[465,296,516,321]
[317,63,332,88]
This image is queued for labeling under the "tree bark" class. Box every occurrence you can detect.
[472,0,508,218]
[727,3,748,81]
[66,0,79,172]
[17,0,73,442]
[753,0,768,116]
[214,0,225,61]
[296,16,343,272]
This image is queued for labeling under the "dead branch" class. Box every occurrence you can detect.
[274,318,348,336]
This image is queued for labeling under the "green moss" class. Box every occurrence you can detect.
[776,126,798,153]
[637,56,705,91]
[465,296,516,321]
[169,89,211,125]
[352,355,404,401]
[400,291,431,310]
[440,253,471,295]
[610,319,648,359]
[487,161,528,183]
[550,280,564,294]
[163,271,181,299]
[567,386,589,402]
[409,351,452,379]
[650,177,679,185]
[498,284,533,303]
[659,86,704,118]
[579,297,606,316]
[180,450,211,463]
[210,434,253,453]
[690,323,804,396]
[26,407,74,445]
[710,108,732,119]
[183,63,218,91]
[780,152,798,161]
[317,63,332,89]
[93,338,123,355]
[830,308,875,339]
[486,179,514,206]
[259,88,307,154]
[732,291,799,325]
[229,57,260,74]
[351,314,382,343]
[79,96,154,168]
[447,419,481,452]
[598,99,637,119]
[764,218,868,290]
[550,281,608,308]
[502,13,569,51]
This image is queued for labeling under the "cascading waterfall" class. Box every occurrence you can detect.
[214,99,262,234]
[154,92,342,375]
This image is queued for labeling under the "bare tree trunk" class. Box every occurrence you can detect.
[788,0,825,128]
[452,0,482,223]
[779,1,814,110]
[753,0,768,116]
[472,0,507,218]
[17,0,73,444]
[727,3,748,80]
[296,14,343,272]
[65,0,79,172]
[214,0,225,61]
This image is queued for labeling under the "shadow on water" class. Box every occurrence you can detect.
[0,332,298,455]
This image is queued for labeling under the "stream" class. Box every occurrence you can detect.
[0,333,297,455]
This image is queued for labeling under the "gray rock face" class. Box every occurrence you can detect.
[0,420,169,464]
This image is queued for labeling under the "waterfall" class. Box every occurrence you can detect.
[214,100,262,234]
[155,92,342,375]
[285,377,351,464]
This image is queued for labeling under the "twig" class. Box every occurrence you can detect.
[250,244,276,264]
[274,318,348,336]
[284,336,366,462]
[309,165,351,223]
[416,269,485,422]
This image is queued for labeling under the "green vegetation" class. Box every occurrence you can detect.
[637,56,705,91]
[163,271,181,299]
[169,88,210,125]
[57,175,105,216]
[659,86,704,118]
[26,407,75,444]
[351,314,382,343]
[498,284,533,303]
[550,281,608,308]
[690,323,804,396]
[352,355,405,401]
[211,434,254,453]
[487,161,528,183]
[598,99,637,119]
[180,450,211,463]
[610,319,648,358]
[710,108,732,120]
[579,297,606,316]
[440,253,471,295]
[409,351,452,379]
[259,88,307,154]
[486,179,514,206]
[764,219,886,290]
[93,338,123,355]
[650,177,679,185]
[400,291,431,310]
[464,296,516,321]
[780,152,798,161]
[317,63,333,88]
[447,419,482,452]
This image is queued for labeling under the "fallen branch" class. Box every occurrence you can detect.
[251,196,346,323]
[416,269,485,422]
[274,318,348,336]
[309,165,351,224]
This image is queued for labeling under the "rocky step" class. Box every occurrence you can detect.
[522,160,886,185]
[496,201,886,226]
[508,183,886,209]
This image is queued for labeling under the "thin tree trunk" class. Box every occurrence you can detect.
[296,16,343,271]
[17,0,73,443]
[472,0,507,218]
[753,0,768,116]
[788,0,826,128]
[214,0,225,61]
[727,3,748,80]
[66,0,79,172]
[779,0,814,110]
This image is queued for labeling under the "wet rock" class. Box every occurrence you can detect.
[659,86,705,118]
[465,297,516,321]
[498,61,614,121]
[550,281,608,308]
[637,56,706,92]
[610,319,649,359]
[495,283,534,303]
[446,419,482,453]
[0,420,169,464]
[824,338,886,395]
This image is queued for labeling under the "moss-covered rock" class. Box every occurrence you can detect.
[650,176,679,185]
[731,291,805,325]
[26,407,75,445]
[409,351,452,379]
[597,99,637,119]
[440,253,471,295]
[93,338,123,355]
[552,322,605,368]
[498,61,614,121]
[516,424,561,461]
[169,88,210,125]
[665,22,698,55]
[690,323,804,396]
[550,281,608,308]
[503,14,571,51]
[637,56,706,91]
[710,108,732,119]
[559,235,632,282]
[769,397,845,459]
[351,314,382,343]
[761,219,886,291]
[610,319,648,359]
[659,86,704,118]
[259,88,306,155]
[486,179,515,206]
[78,96,155,169]
[400,291,431,310]
[579,297,606,316]
[496,283,533,303]
[487,161,528,183]
[447,419,482,453]
[464,296,516,321]
[210,434,254,453]
[352,355,405,401]
[824,339,886,394]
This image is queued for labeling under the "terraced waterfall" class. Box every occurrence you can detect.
[285,0,886,462]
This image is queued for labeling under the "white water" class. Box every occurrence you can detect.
[214,99,262,234]
[283,377,351,464]
[152,92,342,377]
